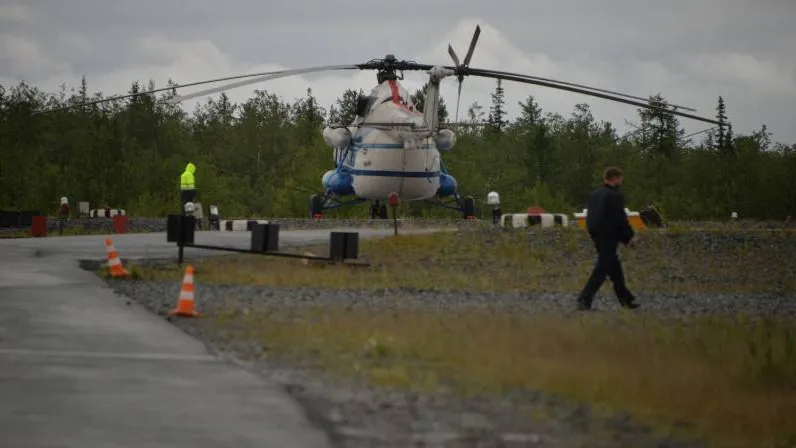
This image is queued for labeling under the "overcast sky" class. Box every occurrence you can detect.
[1,0,794,144]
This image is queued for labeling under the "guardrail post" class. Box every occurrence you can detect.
[251,223,279,253]
[329,232,359,262]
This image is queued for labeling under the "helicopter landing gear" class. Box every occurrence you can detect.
[369,201,389,219]
[309,193,326,219]
[422,194,477,220]
[461,196,476,220]
[309,191,368,218]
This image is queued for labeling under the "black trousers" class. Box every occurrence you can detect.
[180,189,196,205]
[577,235,635,307]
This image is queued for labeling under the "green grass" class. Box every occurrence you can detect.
[208,307,796,448]
[137,227,796,295]
[126,227,796,447]
[96,263,146,280]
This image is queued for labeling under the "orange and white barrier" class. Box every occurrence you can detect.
[220,219,269,231]
[90,209,126,218]
[500,213,569,228]
[573,208,647,230]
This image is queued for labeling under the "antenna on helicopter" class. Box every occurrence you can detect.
[447,25,481,123]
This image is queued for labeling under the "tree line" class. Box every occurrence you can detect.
[0,76,793,220]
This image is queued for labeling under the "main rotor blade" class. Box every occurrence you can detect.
[461,67,720,125]
[31,69,295,115]
[165,64,360,104]
[683,126,717,139]
[476,68,698,112]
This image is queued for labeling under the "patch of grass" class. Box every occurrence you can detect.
[213,306,796,448]
[96,262,146,280]
[129,226,796,446]
[136,227,796,294]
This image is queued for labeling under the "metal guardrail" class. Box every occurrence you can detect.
[166,214,365,266]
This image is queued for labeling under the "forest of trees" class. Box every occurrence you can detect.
[0,76,793,221]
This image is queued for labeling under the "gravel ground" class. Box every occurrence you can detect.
[97,277,796,448]
[87,221,796,447]
[3,214,791,236]
[108,281,796,319]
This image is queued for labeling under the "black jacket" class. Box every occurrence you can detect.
[585,184,634,244]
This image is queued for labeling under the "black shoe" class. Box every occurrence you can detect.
[621,301,640,310]
[577,300,592,311]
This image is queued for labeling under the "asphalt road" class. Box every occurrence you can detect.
[0,228,442,448]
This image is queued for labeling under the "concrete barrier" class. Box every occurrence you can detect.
[574,208,647,231]
[500,213,569,228]
[220,219,270,232]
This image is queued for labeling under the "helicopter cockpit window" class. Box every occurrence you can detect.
[381,96,406,104]
[356,95,379,117]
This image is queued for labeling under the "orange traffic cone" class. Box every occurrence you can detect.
[168,265,200,318]
[104,238,129,277]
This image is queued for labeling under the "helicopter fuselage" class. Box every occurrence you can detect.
[321,78,457,202]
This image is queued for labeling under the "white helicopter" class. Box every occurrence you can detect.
[36,25,721,219]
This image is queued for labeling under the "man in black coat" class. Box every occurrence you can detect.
[577,166,640,310]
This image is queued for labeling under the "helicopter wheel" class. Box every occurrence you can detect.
[309,194,324,219]
[462,196,476,220]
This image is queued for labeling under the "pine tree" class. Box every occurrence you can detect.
[467,101,485,123]
[635,94,684,156]
[79,76,87,99]
[753,124,772,151]
[702,129,715,150]
[516,95,542,127]
[328,89,361,125]
[127,81,140,106]
[725,123,735,153]
[487,79,506,132]
[3,76,796,220]
[409,83,448,124]
[715,96,728,152]
[293,88,325,135]
[534,121,551,183]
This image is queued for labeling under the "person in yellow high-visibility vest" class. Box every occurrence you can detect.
[180,162,196,212]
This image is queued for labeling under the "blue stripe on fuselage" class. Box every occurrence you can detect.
[352,143,433,150]
[347,169,440,178]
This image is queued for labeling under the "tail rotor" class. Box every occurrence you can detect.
[447,25,481,123]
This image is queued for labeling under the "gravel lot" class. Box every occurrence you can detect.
[90,223,795,448]
[100,281,796,448]
[109,280,796,318]
[3,214,791,236]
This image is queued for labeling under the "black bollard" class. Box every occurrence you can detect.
[168,214,195,266]
[330,232,359,262]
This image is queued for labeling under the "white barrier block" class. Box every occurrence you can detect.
[500,213,568,228]
[219,219,269,232]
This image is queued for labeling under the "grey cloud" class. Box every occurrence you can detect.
[1,0,794,142]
